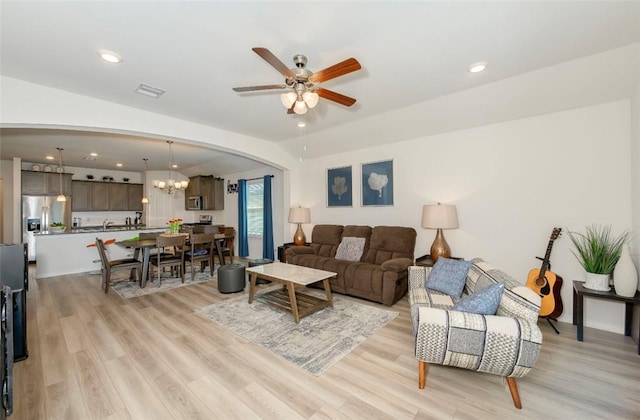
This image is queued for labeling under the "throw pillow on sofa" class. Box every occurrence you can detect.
[335,237,366,261]
[453,281,505,315]
[426,257,473,298]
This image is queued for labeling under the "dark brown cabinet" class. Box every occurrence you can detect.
[185,176,224,210]
[72,181,143,211]
[22,171,72,195]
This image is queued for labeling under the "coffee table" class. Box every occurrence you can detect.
[246,262,336,323]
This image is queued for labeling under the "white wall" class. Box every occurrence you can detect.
[298,101,632,333]
[0,160,13,243]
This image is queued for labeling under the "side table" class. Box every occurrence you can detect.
[277,242,310,263]
[415,254,463,267]
[572,280,640,355]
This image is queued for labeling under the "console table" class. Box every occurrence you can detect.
[277,242,310,263]
[572,280,640,354]
[415,254,463,267]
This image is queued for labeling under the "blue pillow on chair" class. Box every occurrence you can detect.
[185,248,208,256]
[453,281,505,315]
[426,257,473,298]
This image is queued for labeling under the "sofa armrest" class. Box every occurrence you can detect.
[414,306,542,378]
[285,245,316,260]
[380,257,413,272]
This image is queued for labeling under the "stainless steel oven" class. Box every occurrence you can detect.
[186,196,202,210]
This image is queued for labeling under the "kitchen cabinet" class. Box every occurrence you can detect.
[22,170,72,195]
[185,175,224,210]
[71,180,143,211]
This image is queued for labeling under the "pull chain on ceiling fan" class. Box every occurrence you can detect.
[233,47,361,115]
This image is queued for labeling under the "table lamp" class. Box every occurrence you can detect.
[288,207,311,246]
[421,203,459,262]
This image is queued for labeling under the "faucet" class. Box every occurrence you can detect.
[102,220,114,231]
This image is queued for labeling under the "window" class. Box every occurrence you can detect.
[247,180,264,236]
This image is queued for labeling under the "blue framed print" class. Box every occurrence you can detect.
[361,159,393,206]
[327,166,353,207]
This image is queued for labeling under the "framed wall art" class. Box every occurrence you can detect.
[327,166,353,207]
[361,159,393,206]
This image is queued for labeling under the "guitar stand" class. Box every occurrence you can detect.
[542,317,560,334]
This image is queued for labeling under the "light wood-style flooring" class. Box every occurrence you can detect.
[11,267,640,419]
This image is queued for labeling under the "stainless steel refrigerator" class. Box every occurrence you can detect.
[21,195,71,262]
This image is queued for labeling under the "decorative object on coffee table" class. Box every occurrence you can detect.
[288,206,311,246]
[421,203,459,263]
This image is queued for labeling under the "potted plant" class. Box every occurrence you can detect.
[86,174,94,180]
[568,224,631,291]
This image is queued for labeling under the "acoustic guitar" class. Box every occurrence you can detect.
[526,228,563,319]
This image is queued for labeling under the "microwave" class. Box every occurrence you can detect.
[186,196,202,210]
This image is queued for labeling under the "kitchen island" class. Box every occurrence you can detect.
[35,227,166,278]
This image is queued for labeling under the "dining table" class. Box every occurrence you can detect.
[115,233,226,288]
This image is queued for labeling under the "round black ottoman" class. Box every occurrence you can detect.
[248,258,273,284]
[217,263,246,293]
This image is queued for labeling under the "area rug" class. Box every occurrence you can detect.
[110,271,216,299]
[195,290,398,375]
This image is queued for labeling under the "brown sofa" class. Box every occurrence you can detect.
[285,224,416,305]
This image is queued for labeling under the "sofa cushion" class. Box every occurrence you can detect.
[335,237,366,261]
[453,282,505,315]
[310,224,343,257]
[364,226,416,264]
[342,225,372,261]
[426,258,473,298]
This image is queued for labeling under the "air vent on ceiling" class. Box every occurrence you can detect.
[135,84,165,98]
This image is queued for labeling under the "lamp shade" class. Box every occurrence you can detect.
[288,207,311,224]
[421,204,458,229]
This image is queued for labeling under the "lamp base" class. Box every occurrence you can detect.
[293,224,306,246]
[430,228,451,263]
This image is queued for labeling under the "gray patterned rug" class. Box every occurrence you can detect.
[195,289,398,375]
[110,270,216,298]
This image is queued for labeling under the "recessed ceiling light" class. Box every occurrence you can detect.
[116,163,123,167]
[136,83,166,98]
[468,62,488,73]
[172,164,178,169]
[98,49,123,64]
[297,122,306,128]
[90,152,98,157]
[45,155,54,160]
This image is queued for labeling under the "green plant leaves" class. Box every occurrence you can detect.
[568,224,631,274]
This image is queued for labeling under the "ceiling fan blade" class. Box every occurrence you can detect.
[232,84,287,92]
[310,58,361,84]
[316,88,357,107]
[252,47,296,79]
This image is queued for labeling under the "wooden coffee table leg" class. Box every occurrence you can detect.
[286,281,301,323]
[248,273,258,304]
[323,278,333,307]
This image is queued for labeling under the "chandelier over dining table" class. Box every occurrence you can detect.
[153,140,188,195]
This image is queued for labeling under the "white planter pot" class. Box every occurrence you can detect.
[613,245,638,297]
[584,272,610,291]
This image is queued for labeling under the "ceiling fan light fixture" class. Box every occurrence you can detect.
[280,92,297,108]
[293,100,307,114]
[303,91,319,108]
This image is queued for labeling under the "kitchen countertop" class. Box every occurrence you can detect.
[35,225,168,235]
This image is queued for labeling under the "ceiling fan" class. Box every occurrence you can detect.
[232,47,362,115]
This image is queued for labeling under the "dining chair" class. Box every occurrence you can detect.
[149,235,186,287]
[217,226,236,264]
[184,233,216,281]
[95,237,142,293]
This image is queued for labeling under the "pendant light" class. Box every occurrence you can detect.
[141,158,149,204]
[56,148,66,202]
